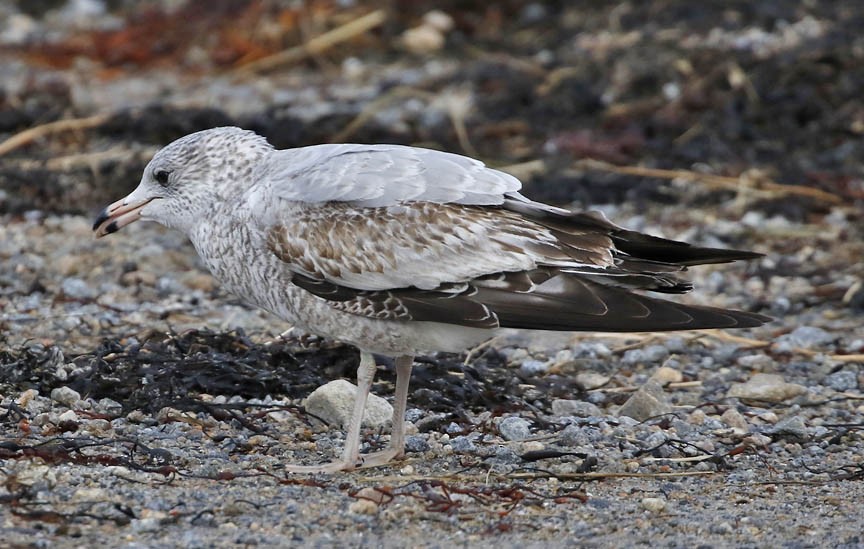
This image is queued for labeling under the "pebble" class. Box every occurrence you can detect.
[551,399,602,418]
[720,408,750,432]
[61,277,96,300]
[650,365,683,384]
[520,359,550,376]
[618,380,672,421]
[771,415,808,439]
[777,326,835,349]
[404,435,430,453]
[575,372,611,390]
[348,499,378,515]
[17,389,39,407]
[131,517,163,533]
[57,409,78,423]
[498,417,532,441]
[450,435,477,452]
[355,487,388,505]
[823,370,858,392]
[303,380,393,428]
[621,345,670,365]
[50,386,81,407]
[727,374,807,403]
[641,497,667,512]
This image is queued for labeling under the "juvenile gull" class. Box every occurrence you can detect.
[93,127,770,473]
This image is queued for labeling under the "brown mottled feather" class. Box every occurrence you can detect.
[268,200,769,332]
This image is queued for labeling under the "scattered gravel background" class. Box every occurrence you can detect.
[1,1,863,547]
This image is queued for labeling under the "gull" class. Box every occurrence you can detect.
[93,127,769,473]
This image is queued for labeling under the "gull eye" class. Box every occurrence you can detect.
[154,170,171,185]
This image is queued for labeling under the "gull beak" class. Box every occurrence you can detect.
[93,196,154,238]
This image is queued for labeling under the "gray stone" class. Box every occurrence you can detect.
[728,374,807,403]
[771,415,808,439]
[303,380,392,429]
[720,408,750,432]
[574,372,610,390]
[617,380,672,421]
[777,326,834,349]
[498,416,532,441]
[60,277,96,300]
[823,370,858,392]
[488,446,520,464]
[450,435,477,453]
[558,424,592,447]
[404,435,429,453]
[50,386,81,407]
[551,399,602,418]
[404,408,424,423]
[621,345,670,365]
[519,359,549,376]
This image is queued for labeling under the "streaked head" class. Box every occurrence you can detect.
[93,126,273,237]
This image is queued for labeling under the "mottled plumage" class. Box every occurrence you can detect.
[94,127,769,473]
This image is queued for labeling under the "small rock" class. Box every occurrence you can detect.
[621,345,669,365]
[720,408,749,432]
[777,326,834,349]
[650,366,683,384]
[402,24,445,54]
[498,416,532,441]
[61,277,96,300]
[303,380,393,429]
[96,398,124,415]
[823,370,858,392]
[489,446,520,464]
[519,359,550,376]
[57,409,78,423]
[450,435,477,452]
[770,415,808,439]
[710,522,734,535]
[17,389,39,407]
[688,409,706,425]
[11,464,57,489]
[404,435,429,453]
[728,374,807,403]
[131,518,163,533]
[50,386,81,407]
[736,354,775,369]
[745,433,772,446]
[574,372,610,390]
[348,499,378,515]
[181,272,216,292]
[618,380,672,421]
[422,9,454,32]
[551,399,602,418]
[355,487,388,505]
[641,497,666,512]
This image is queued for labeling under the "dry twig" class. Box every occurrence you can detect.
[0,114,110,156]
[573,158,845,205]
[233,10,387,75]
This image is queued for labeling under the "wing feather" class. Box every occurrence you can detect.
[248,143,768,332]
[255,144,521,207]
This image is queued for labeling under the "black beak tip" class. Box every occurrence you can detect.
[92,208,110,231]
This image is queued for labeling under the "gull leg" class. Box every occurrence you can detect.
[284,351,378,473]
[356,355,413,469]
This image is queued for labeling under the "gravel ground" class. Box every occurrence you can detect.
[1,1,863,547]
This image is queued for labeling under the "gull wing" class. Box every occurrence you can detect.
[255,144,522,207]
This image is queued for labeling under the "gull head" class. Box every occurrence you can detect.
[93,126,273,237]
